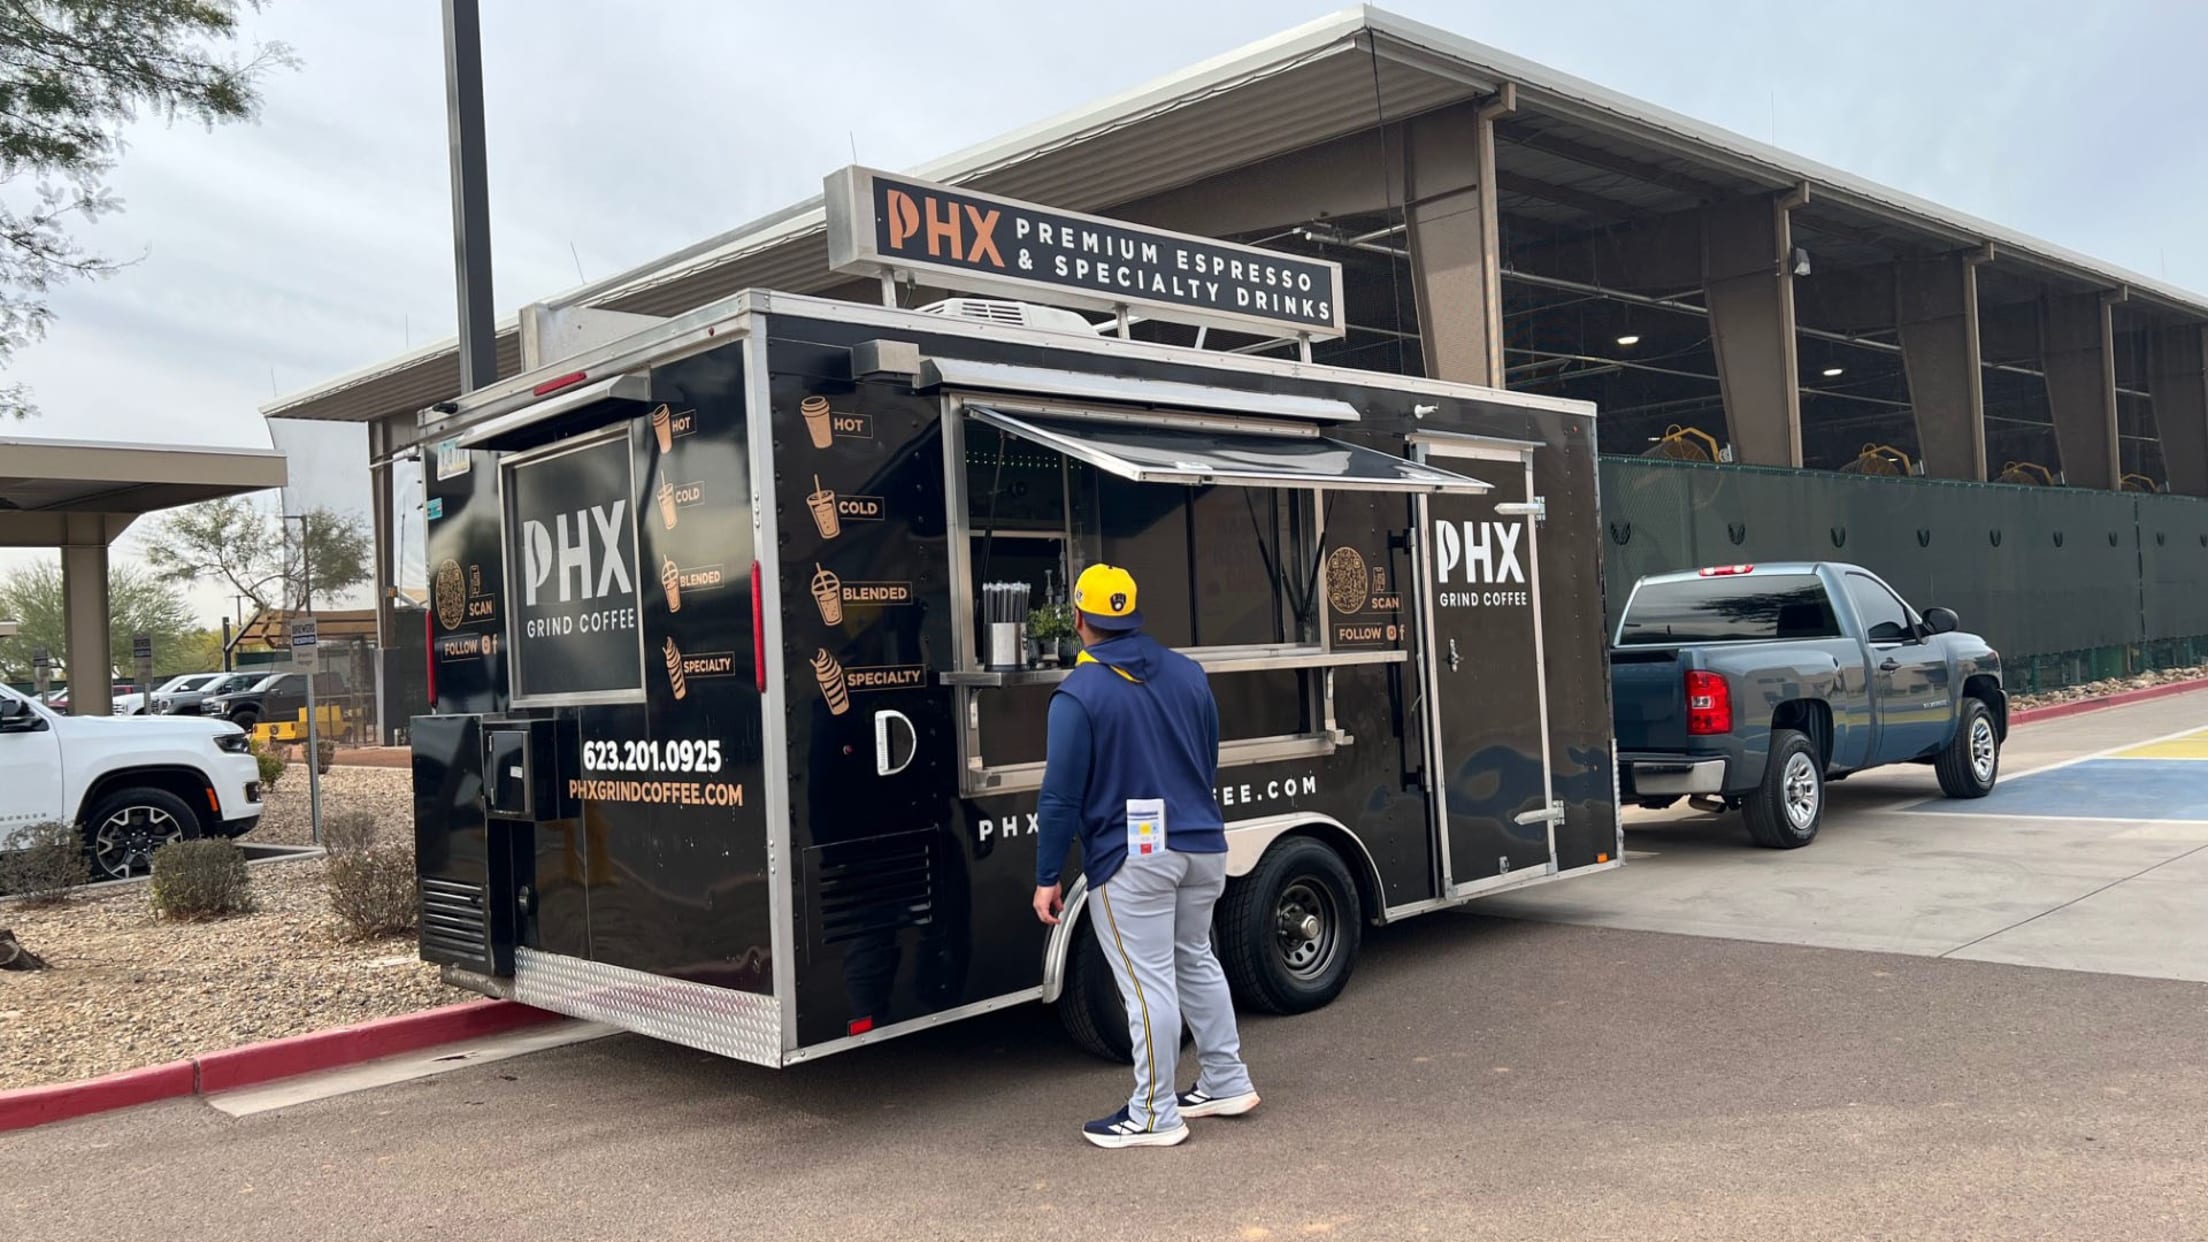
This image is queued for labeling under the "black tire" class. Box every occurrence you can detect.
[1219,836,1362,1014]
[81,786,202,880]
[1935,698,2000,798]
[228,709,259,731]
[1742,729,1823,849]
[1058,919,1133,1063]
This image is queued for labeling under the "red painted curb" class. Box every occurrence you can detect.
[2011,677,2208,726]
[0,999,556,1134]
[0,1059,197,1134]
[194,999,557,1094]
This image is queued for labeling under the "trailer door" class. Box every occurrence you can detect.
[1412,436,1556,896]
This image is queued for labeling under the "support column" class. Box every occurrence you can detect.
[1703,190,1804,467]
[1895,252,1988,480]
[1403,86,1513,387]
[369,416,398,744]
[2149,324,2208,497]
[2042,291,2122,490]
[61,541,111,717]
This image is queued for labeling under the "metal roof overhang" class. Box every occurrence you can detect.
[0,437,288,547]
[263,4,2208,430]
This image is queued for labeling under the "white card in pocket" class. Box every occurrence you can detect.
[1125,798,1165,860]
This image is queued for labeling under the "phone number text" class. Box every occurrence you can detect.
[582,738,724,774]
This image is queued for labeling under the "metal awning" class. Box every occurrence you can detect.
[968,407,1488,494]
[452,373,651,451]
[0,436,288,547]
[924,358,1362,422]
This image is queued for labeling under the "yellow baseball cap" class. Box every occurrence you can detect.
[1073,563,1143,631]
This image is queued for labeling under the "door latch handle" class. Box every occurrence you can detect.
[1447,638,1462,671]
[1879,657,1900,672]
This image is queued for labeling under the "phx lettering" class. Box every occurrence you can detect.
[884,189,1005,268]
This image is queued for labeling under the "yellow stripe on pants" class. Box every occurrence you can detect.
[1095,885,1157,1128]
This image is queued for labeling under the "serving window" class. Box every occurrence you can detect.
[941,392,1488,796]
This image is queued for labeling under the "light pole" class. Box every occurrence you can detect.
[284,513,323,845]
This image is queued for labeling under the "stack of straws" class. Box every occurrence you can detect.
[983,581,1030,670]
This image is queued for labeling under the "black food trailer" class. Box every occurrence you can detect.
[414,174,1620,1067]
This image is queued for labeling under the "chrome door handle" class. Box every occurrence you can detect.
[1447,638,1462,671]
[1878,657,1900,672]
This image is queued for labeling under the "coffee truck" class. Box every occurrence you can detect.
[413,167,1622,1066]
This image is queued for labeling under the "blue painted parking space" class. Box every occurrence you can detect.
[1908,755,2208,822]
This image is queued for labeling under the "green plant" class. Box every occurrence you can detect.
[321,809,378,854]
[0,821,89,903]
[1027,603,1073,641]
[252,738,286,791]
[326,845,417,939]
[148,840,253,920]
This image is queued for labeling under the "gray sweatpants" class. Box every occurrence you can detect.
[1092,848,1254,1131]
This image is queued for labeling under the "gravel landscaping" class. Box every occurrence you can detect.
[0,764,446,1093]
[2011,663,2208,712]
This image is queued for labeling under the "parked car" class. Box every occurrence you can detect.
[1610,561,2006,847]
[115,674,220,717]
[0,683,263,879]
[201,671,334,731]
[155,671,261,716]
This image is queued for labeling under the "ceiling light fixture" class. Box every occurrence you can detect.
[1616,334,1641,346]
[1822,366,1844,377]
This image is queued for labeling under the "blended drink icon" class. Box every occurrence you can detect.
[662,557,683,613]
[650,405,674,454]
[663,636,687,701]
[807,475,840,540]
[811,563,843,626]
[801,396,835,451]
[811,648,850,716]
[656,480,678,530]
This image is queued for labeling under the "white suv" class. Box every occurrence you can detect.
[0,684,265,879]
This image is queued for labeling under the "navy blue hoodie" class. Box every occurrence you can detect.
[1035,632,1226,889]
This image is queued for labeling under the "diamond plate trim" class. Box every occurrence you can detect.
[513,947,784,1067]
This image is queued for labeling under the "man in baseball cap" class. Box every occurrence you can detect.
[1032,563,1258,1148]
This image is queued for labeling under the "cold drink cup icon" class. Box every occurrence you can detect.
[663,637,688,701]
[650,405,673,453]
[801,396,834,451]
[656,480,678,530]
[807,475,840,540]
[811,563,843,626]
[811,648,850,716]
[662,557,683,613]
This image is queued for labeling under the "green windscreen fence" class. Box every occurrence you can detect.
[1598,459,2208,691]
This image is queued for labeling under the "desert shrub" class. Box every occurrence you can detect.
[326,845,417,939]
[252,739,287,792]
[149,840,254,920]
[0,821,90,903]
[321,809,379,854]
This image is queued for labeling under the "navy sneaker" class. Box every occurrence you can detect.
[1082,1106,1189,1149]
[1177,1086,1260,1118]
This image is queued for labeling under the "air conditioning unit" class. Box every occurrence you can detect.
[916,298,1096,336]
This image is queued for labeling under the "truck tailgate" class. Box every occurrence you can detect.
[1611,648,1689,752]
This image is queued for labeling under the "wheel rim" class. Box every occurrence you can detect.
[1969,717,1997,783]
[92,805,183,879]
[1274,877,1340,981]
[1782,752,1820,831]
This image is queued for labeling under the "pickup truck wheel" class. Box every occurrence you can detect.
[1220,837,1362,1014]
[1935,699,2000,798]
[83,786,202,880]
[1742,729,1822,849]
[228,709,259,731]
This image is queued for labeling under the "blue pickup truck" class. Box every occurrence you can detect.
[1610,562,2007,847]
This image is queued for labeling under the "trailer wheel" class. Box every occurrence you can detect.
[1058,920,1134,1063]
[1934,699,2000,799]
[1219,837,1362,1015]
[1742,728,1822,849]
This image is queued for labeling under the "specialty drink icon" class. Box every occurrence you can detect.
[656,480,678,530]
[811,648,850,716]
[801,396,835,451]
[650,405,674,454]
[811,563,843,626]
[663,636,687,701]
[662,557,683,613]
[807,475,840,540]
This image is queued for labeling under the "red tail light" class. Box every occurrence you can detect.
[1698,564,1755,577]
[1685,670,1732,735]
[752,560,767,693]
[531,369,589,396]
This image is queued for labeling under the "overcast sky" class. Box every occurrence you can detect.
[6,0,2205,622]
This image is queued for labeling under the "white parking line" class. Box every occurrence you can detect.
[2003,720,2208,781]
[205,1019,618,1118]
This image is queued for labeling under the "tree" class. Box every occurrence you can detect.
[0,555,195,681]
[141,496,371,613]
[1,1,292,419]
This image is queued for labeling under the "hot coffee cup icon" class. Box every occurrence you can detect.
[650,405,674,454]
[811,648,850,716]
[811,563,843,626]
[656,481,678,530]
[801,396,834,451]
[662,557,683,613]
[663,636,688,701]
[807,475,840,540]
